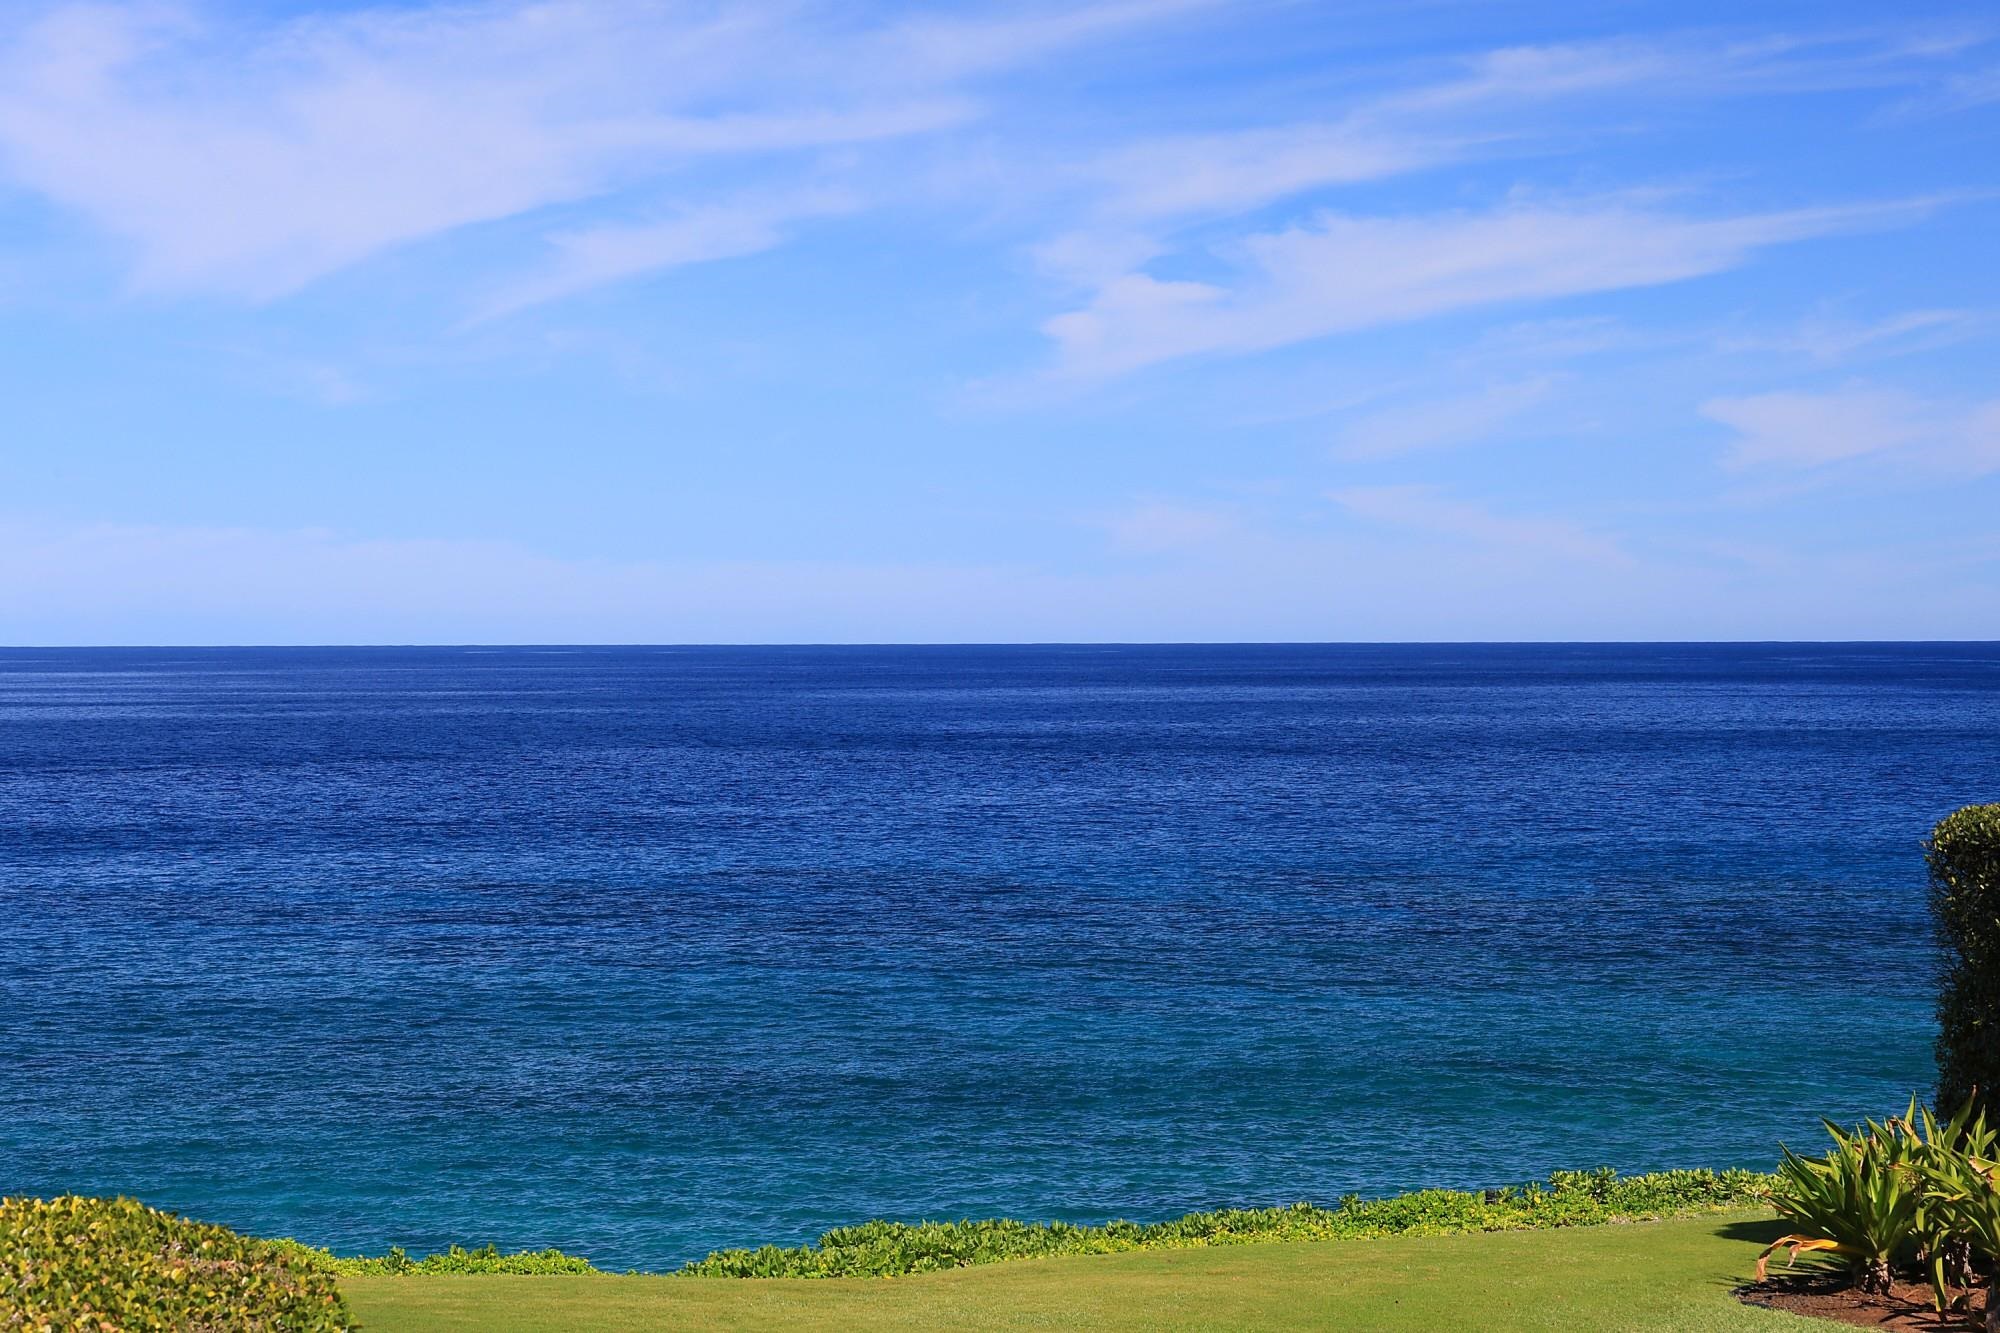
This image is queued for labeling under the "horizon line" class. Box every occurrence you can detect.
[4,639,1999,651]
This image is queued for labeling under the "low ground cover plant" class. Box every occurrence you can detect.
[2,1167,1771,1298]
[0,1195,351,1332]
[273,1239,601,1277]
[678,1167,1772,1278]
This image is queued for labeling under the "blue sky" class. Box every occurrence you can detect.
[1,0,1996,643]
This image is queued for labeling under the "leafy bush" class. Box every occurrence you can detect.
[0,1195,351,1331]
[1900,1097,1995,1308]
[679,1167,1773,1279]
[3,1172,1773,1296]
[1759,1113,1918,1295]
[1913,1123,2000,1324]
[272,1238,599,1277]
[1932,804,2000,1122]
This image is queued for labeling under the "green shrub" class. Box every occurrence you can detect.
[272,1238,599,1277]
[1932,804,2000,1122]
[1898,1096,1994,1308]
[1911,1112,2000,1321]
[1759,1114,1919,1295]
[0,1195,351,1332]
[679,1167,1773,1279]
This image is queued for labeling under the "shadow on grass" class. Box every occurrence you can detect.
[1713,1218,1791,1245]
[1706,1216,1819,1298]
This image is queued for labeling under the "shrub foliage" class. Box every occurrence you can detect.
[678,1167,1771,1278]
[1932,803,2000,1123]
[1760,1097,2000,1316]
[275,1239,600,1277]
[1760,1112,1917,1294]
[0,1195,351,1332]
[3,1171,1772,1297]
[1912,1119,2000,1318]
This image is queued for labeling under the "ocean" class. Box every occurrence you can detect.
[1,643,1991,1269]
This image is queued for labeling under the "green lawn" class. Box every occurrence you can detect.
[343,1212,1825,1331]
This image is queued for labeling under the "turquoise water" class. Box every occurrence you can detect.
[0,643,1990,1268]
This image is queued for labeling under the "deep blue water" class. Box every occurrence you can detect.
[1,643,1994,1269]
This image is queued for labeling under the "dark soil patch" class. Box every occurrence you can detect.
[1739,1271,1987,1330]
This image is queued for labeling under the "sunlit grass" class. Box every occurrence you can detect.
[344,1211,1805,1331]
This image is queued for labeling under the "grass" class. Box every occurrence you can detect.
[342,1211,1820,1331]
[671,1169,1773,1278]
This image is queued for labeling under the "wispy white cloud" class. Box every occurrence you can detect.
[1721,307,1983,362]
[1097,498,1236,552]
[1045,198,1933,378]
[0,6,1977,331]
[6,505,1998,643]
[884,0,1221,80]
[1941,64,2000,109]
[1028,38,1679,283]
[1371,40,1679,117]
[1014,25,1988,383]
[1703,386,2000,472]
[1328,485,1629,566]
[1883,59,2000,118]
[1704,388,1928,466]
[0,517,1057,642]
[0,0,1208,299]
[1067,33,1961,231]
[1082,121,1454,226]
[474,189,858,320]
[1336,377,1556,460]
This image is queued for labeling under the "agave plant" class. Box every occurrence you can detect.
[1916,1143,2000,1332]
[1758,1114,1919,1296]
[1899,1095,1995,1310]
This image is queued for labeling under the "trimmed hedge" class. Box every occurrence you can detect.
[1932,803,2000,1122]
[677,1166,1773,1278]
[0,1195,350,1331]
